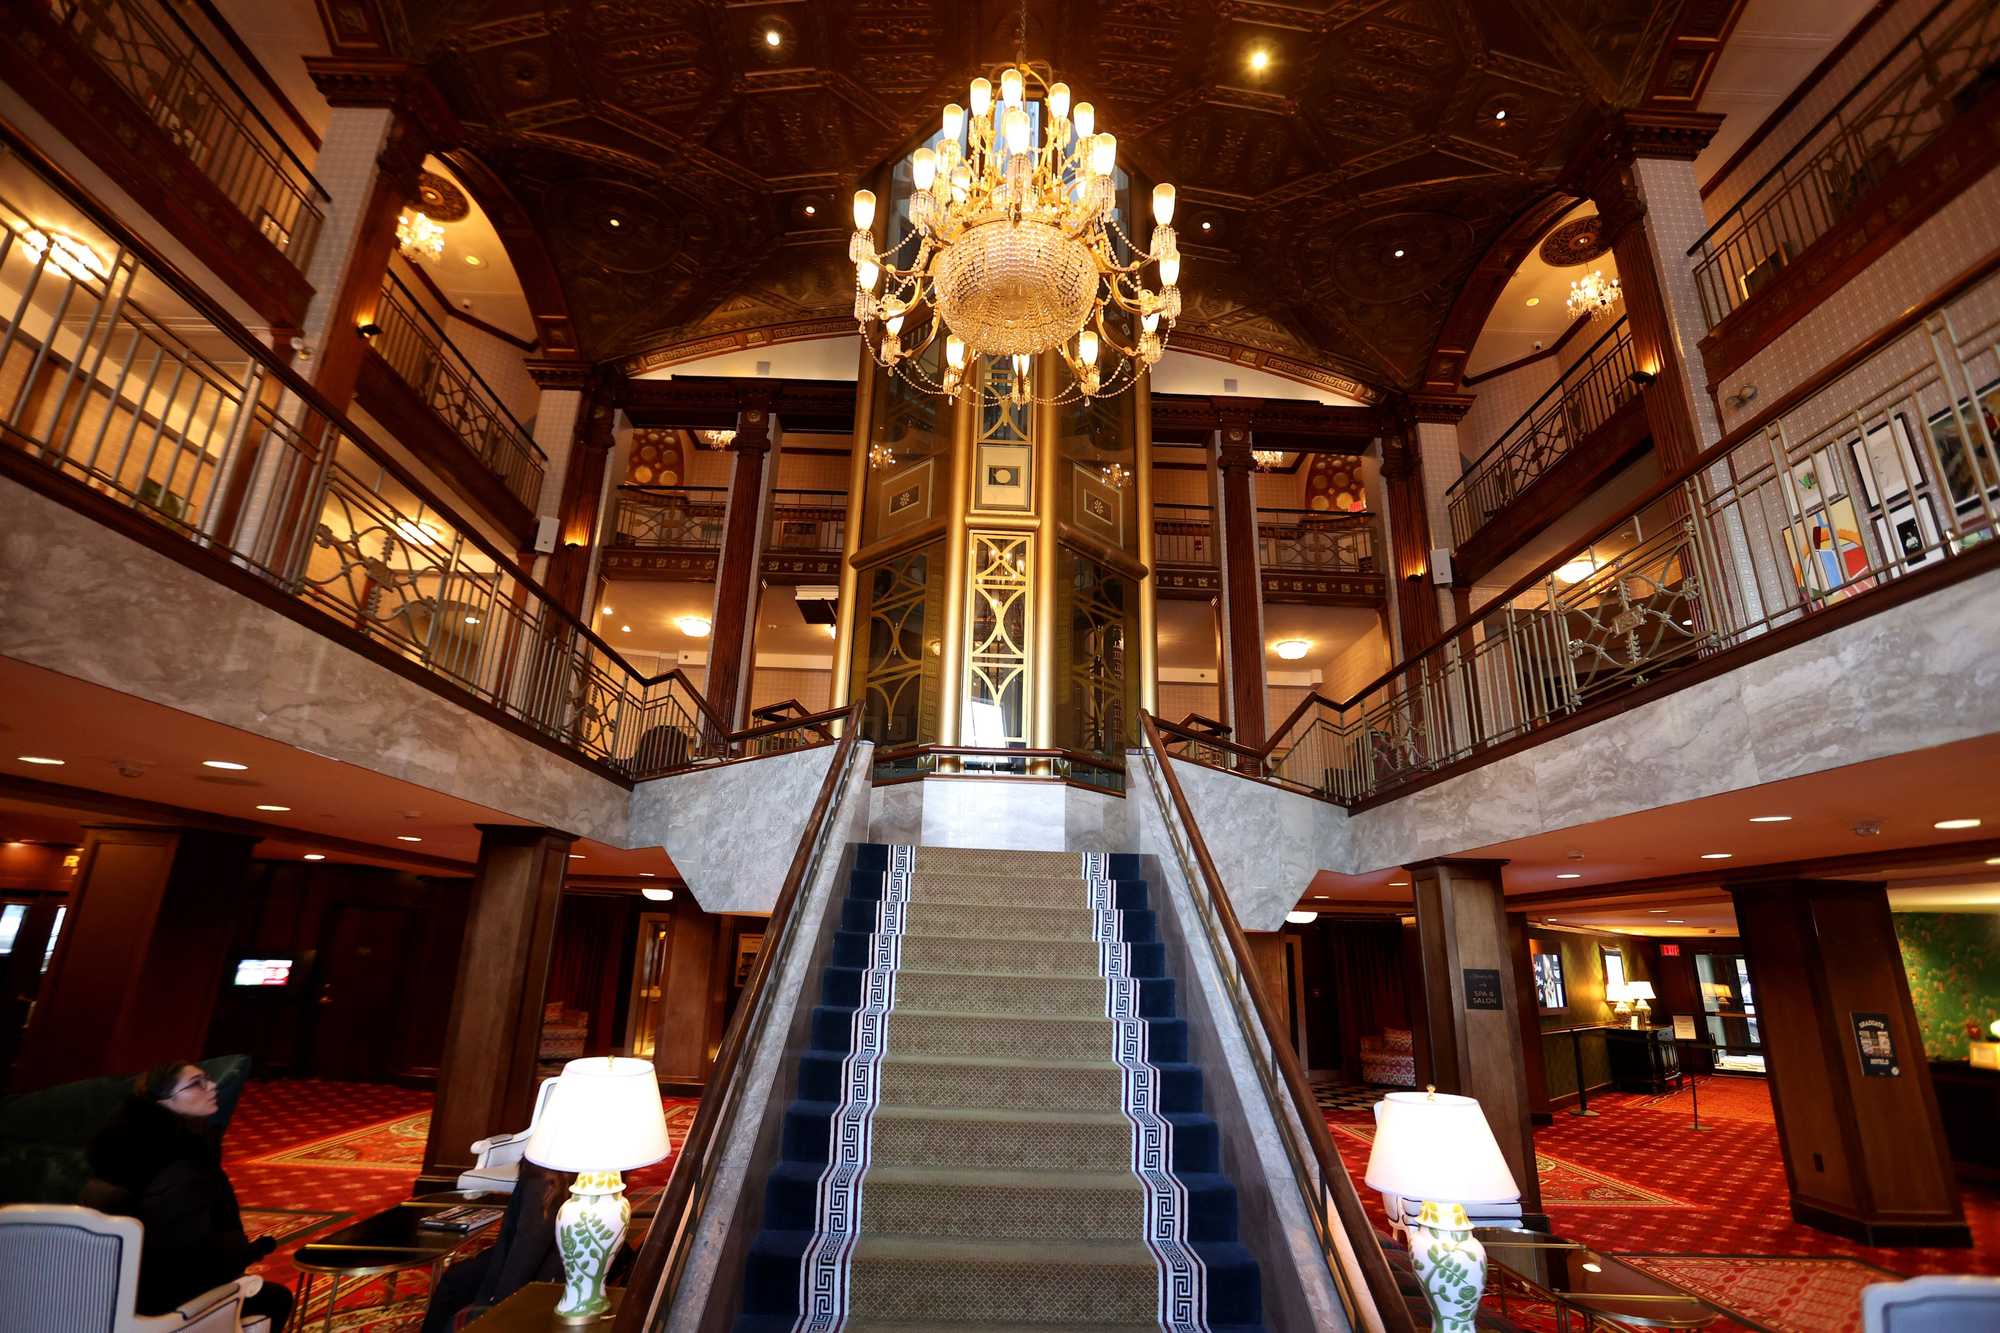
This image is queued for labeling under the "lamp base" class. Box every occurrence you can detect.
[1408,1202,1485,1333]
[555,1169,630,1323]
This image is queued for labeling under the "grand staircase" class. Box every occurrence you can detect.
[735,844,1264,1332]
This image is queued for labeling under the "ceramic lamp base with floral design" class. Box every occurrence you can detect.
[1407,1201,1484,1333]
[554,1168,631,1322]
[523,1058,672,1326]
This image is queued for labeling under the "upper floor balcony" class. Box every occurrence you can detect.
[1154,502,1383,603]
[602,483,847,580]
[4,0,327,328]
[356,268,547,540]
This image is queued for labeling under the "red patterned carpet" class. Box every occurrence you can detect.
[223,1079,698,1330]
[1328,1075,2000,1333]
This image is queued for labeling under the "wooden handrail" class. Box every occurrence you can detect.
[1140,713,1413,1331]
[612,703,864,1333]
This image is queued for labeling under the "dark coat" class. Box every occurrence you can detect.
[84,1097,261,1315]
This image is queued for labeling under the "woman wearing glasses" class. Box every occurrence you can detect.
[85,1061,294,1331]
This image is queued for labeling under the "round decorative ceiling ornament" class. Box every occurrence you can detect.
[415,172,471,223]
[1539,215,1612,267]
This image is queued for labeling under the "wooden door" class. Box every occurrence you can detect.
[312,905,410,1080]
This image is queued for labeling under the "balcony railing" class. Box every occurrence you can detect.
[48,0,326,272]
[1170,245,2000,807]
[1446,318,1639,546]
[1690,0,2000,330]
[370,270,547,512]
[1155,503,1379,573]
[610,485,727,548]
[766,488,846,553]
[0,115,839,782]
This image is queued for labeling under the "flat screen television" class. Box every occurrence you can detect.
[232,958,293,987]
[1532,948,1567,1012]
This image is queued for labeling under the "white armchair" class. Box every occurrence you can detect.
[0,1204,263,1333]
[455,1076,561,1194]
[1863,1276,2000,1331]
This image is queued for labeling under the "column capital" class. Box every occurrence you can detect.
[472,823,579,845]
[1378,435,1415,482]
[1404,857,1511,877]
[306,57,462,186]
[1408,392,1475,426]
[1565,109,1726,241]
[525,357,592,392]
[732,400,780,453]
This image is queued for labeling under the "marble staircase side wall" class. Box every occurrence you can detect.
[1346,560,2000,872]
[629,743,842,913]
[0,477,630,842]
[1165,756,1351,932]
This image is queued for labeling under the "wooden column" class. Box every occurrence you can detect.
[14,827,254,1090]
[1380,408,1441,655]
[651,902,720,1086]
[544,373,618,620]
[1730,878,1969,1246]
[1406,858,1544,1221]
[707,398,779,730]
[1212,411,1266,745]
[1508,912,1553,1122]
[420,825,571,1185]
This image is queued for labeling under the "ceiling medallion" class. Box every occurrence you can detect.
[396,210,445,263]
[1566,267,1622,322]
[1538,215,1612,268]
[848,61,1180,408]
[415,171,471,223]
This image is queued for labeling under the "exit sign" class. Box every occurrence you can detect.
[1661,943,1681,956]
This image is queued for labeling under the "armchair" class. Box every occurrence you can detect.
[1863,1276,2000,1331]
[0,1204,264,1332]
[455,1078,561,1195]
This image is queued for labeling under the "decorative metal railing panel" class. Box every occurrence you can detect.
[1446,318,1638,546]
[766,488,847,552]
[610,485,728,548]
[371,272,547,511]
[1247,252,2000,806]
[1690,0,2000,329]
[1258,509,1378,573]
[0,119,835,783]
[48,0,325,271]
[1154,502,1217,566]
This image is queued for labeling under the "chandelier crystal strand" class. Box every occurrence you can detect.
[849,64,1180,408]
[396,210,444,263]
[1566,267,1621,321]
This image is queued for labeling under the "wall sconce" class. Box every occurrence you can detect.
[357,321,382,339]
[1629,369,1656,387]
[1724,383,1758,410]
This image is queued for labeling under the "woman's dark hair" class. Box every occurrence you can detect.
[137,1060,201,1102]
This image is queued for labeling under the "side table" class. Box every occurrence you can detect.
[469,1282,623,1328]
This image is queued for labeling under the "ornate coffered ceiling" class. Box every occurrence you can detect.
[356,0,1716,390]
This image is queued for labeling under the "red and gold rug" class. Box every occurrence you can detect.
[1327,1118,1695,1210]
[1621,1254,1902,1333]
[251,1112,432,1170]
[241,1207,348,1247]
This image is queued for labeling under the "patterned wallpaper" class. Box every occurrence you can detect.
[1895,911,2000,1060]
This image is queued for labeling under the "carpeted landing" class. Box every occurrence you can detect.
[736,845,1265,1333]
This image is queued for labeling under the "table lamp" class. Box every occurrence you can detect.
[524,1056,671,1322]
[1365,1090,1519,1333]
[1606,980,1632,1022]
[1625,979,1656,1029]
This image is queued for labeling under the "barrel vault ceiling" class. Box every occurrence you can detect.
[368,0,1713,390]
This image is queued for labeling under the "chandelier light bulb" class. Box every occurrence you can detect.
[912,147,937,191]
[945,334,967,370]
[1091,133,1117,176]
[1012,352,1031,378]
[1160,254,1181,287]
[942,102,965,141]
[1072,101,1095,140]
[1000,67,1024,107]
[969,77,992,118]
[1078,329,1099,365]
[851,189,876,231]
[1004,106,1031,156]
[885,310,906,336]
[1048,82,1071,123]
[857,259,880,291]
[1152,183,1176,226]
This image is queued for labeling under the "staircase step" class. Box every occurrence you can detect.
[847,1234,1163,1324]
[860,1164,1146,1240]
[902,873,1095,908]
[869,931,1102,977]
[914,847,1091,876]
[868,1105,1136,1172]
[793,1050,1207,1114]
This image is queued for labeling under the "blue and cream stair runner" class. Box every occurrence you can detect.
[735,844,1265,1332]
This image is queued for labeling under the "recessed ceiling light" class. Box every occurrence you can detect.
[1247,47,1271,73]
[1546,916,1558,922]
[463,254,485,268]
[620,624,632,633]
[803,203,817,216]
[607,217,621,228]
[639,872,655,877]
[569,853,585,860]
[1935,818,1982,830]
[1749,815,1792,823]
[1667,919,1685,924]
[256,804,290,812]
[303,853,326,861]
[16,756,64,765]
[601,606,613,615]
[1556,872,1581,879]
[1581,1261,1599,1273]
[1273,638,1309,660]
[464,615,480,625]
[1525,296,1540,307]
[1389,880,1409,887]
[1285,910,1318,924]
[396,835,422,842]
[1392,248,1405,259]
[1495,109,1508,121]
[1649,909,1668,913]
[1700,852,1733,860]
[643,886,675,901]
[764,28,782,47]
[203,760,249,771]
[1986,857,2000,866]
[1200,220,1213,231]
[677,615,712,638]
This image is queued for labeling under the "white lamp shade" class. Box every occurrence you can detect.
[1605,981,1631,1003]
[1364,1091,1519,1204]
[1624,980,1656,1001]
[524,1057,671,1172]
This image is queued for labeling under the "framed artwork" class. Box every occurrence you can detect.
[1786,446,1844,506]
[733,932,764,988]
[976,443,1032,510]
[1875,494,1943,573]
[1739,243,1792,301]
[1072,462,1124,543]
[1532,946,1567,1013]
[1780,495,1873,595]
[877,457,934,536]
[1845,414,1923,508]
[1925,380,2000,510]
[1601,946,1627,998]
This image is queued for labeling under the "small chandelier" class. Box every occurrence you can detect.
[396,210,444,263]
[849,63,1181,408]
[1099,462,1129,490]
[1566,268,1621,321]
[698,429,736,449]
[868,442,896,470]
[1251,449,1285,471]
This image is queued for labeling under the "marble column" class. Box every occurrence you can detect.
[14,826,255,1089]
[1729,878,1968,1246]
[420,824,571,1186]
[1406,857,1544,1223]
[707,398,780,731]
[1212,414,1267,745]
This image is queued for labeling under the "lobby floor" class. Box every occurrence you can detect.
[221,1076,1996,1332]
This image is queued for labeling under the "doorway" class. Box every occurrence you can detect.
[311,904,412,1081]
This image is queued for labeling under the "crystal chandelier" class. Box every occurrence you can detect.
[848,63,1181,408]
[1566,268,1621,321]
[396,210,444,263]
[1251,449,1285,471]
[868,442,896,469]
[698,429,736,449]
